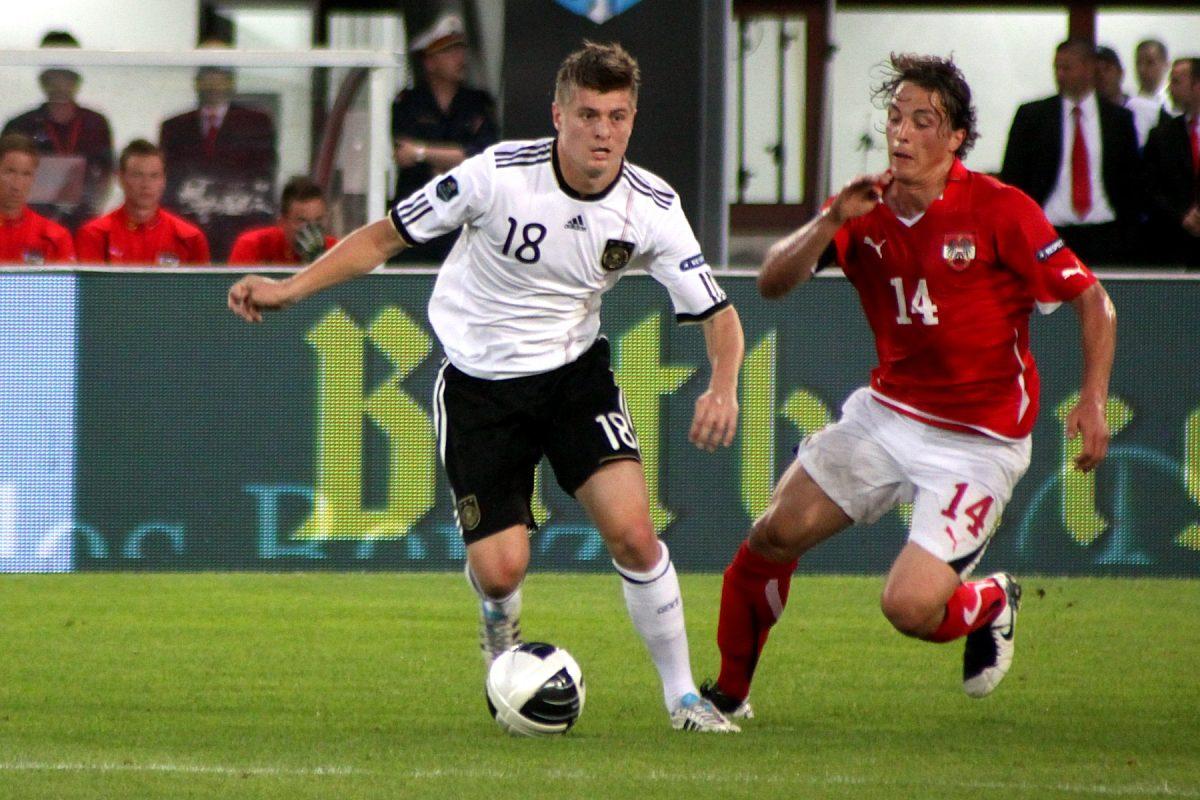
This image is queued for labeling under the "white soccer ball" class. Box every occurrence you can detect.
[485,642,586,736]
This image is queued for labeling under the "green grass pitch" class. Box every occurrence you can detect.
[0,573,1196,800]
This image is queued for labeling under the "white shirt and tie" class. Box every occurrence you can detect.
[1043,93,1117,227]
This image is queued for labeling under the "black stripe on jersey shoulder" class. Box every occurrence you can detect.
[622,164,675,206]
[675,298,731,325]
[494,140,553,163]
[622,172,673,210]
[496,155,551,169]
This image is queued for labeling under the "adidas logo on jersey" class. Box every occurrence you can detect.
[564,215,587,232]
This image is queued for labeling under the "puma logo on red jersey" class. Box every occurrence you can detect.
[863,236,885,258]
[1061,263,1086,280]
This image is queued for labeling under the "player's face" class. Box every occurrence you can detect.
[119,154,166,213]
[1136,45,1167,91]
[280,197,326,239]
[1167,62,1196,112]
[1054,50,1094,99]
[0,151,37,213]
[552,86,636,189]
[885,82,964,186]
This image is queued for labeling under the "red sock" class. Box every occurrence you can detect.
[715,541,798,702]
[927,577,1006,643]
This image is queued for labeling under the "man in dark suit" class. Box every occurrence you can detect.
[159,65,277,261]
[1001,39,1142,265]
[1142,57,1200,268]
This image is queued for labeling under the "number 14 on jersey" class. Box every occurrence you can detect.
[890,277,940,325]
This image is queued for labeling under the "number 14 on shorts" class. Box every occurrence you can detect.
[940,482,995,547]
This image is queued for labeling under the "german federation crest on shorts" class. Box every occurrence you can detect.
[436,176,459,202]
[456,494,481,531]
[942,233,976,272]
[601,239,635,272]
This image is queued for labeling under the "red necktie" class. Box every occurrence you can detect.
[1190,116,1200,177]
[1070,105,1091,218]
[203,111,219,158]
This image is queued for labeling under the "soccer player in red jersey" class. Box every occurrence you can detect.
[0,133,74,264]
[76,140,210,266]
[228,176,337,265]
[702,54,1116,717]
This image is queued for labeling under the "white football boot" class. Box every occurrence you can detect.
[670,693,741,733]
[963,572,1021,698]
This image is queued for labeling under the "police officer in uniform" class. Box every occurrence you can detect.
[390,13,498,263]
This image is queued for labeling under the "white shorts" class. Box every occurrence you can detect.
[797,388,1032,577]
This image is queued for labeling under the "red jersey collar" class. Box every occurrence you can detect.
[0,207,30,226]
[117,205,163,231]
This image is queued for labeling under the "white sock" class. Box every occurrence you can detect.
[613,542,697,710]
[465,563,522,621]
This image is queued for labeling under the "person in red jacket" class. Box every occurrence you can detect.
[76,139,209,265]
[0,133,75,264]
[228,175,337,265]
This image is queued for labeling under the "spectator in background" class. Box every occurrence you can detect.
[1135,39,1175,115]
[229,176,337,265]
[390,13,498,263]
[159,62,277,262]
[0,134,75,264]
[1142,58,1200,268]
[2,31,113,232]
[1001,39,1141,265]
[76,139,209,265]
[1095,46,1161,150]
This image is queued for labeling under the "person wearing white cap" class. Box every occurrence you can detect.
[390,13,498,262]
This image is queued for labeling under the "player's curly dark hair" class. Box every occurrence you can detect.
[555,41,640,107]
[872,53,979,159]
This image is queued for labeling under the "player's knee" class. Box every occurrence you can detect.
[749,508,808,562]
[880,587,939,637]
[606,522,661,572]
[472,553,527,598]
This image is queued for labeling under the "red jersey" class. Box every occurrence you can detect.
[75,206,210,266]
[831,159,1096,440]
[0,208,75,264]
[228,225,337,265]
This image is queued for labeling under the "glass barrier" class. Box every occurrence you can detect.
[0,49,399,266]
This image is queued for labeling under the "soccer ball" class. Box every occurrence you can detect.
[485,642,585,736]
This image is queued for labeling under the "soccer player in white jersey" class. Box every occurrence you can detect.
[229,42,745,733]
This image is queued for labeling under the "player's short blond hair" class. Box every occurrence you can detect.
[554,41,640,108]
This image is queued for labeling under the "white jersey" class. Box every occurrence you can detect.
[389,137,729,379]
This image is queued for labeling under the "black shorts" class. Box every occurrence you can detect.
[433,338,641,544]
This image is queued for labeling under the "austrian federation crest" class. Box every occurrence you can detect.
[601,238,635,272]
[942,233,976,272]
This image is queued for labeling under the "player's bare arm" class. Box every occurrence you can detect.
[228,218,406,323]
[1066,282,1117,472]
[758,171,893,299]
[689,305,744,452]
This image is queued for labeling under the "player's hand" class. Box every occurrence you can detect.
[228,275,294,323]
[1065,396,1110,472]
[1181,206,1200,237]
[293,223,327,264]
[689,388,738,452]
[826,171,893,224]
[394,139,423,169]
